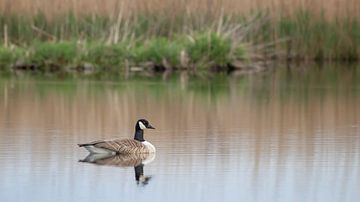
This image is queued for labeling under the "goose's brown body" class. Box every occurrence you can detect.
[79,139,153,154]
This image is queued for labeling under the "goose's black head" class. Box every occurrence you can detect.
[136,119,155,131]
[134,119,155,142]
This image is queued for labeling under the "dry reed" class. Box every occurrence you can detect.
[1,0,359,20]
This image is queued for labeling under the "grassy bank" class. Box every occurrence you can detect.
[0,9,359,72]
[1,32,247,72]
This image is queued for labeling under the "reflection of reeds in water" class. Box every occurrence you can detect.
[0,67,359,167]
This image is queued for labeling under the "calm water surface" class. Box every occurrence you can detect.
[1,65,360,202]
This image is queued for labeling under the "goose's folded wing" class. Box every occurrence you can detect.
[92,139,147,153]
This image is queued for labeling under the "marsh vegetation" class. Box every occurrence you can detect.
[0,0,359,73]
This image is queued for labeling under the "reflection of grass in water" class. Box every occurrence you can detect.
[210,63,360,106]
[1,65,359,102]
[187,76,230,101]
[0,72,233,101]
[272,64,360,102]
[11,78,79,99]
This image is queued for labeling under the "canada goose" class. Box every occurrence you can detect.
[78,119,156,154]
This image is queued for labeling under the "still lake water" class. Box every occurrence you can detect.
[1,65,360,202]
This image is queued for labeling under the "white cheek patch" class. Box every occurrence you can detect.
[139,121,147,130]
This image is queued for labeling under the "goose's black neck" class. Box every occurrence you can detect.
[134,126,145,142]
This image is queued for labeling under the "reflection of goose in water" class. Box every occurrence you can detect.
[78,119,156,154]
[134,164,152,185]
[79,152,156,167]
[79,152,155,185]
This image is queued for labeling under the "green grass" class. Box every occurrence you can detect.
[0,32,245,72]
[83,43,128,68]
[186,33,232,67]
[132,37,183,66]
[31,41,78,65]
[0,46,24,67]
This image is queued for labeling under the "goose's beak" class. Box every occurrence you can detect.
[147,124,155,129]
